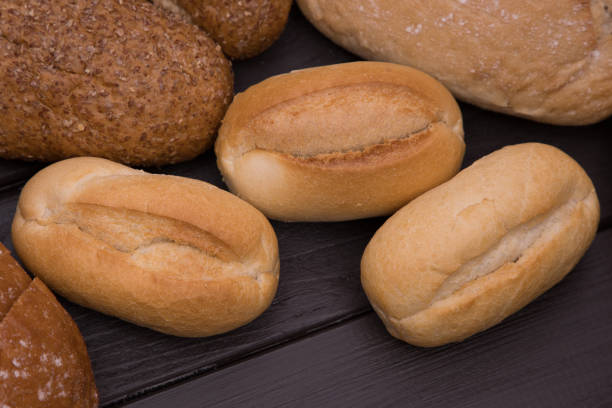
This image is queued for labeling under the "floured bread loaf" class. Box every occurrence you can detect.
[297,0,612,125]
[0,243,98,407]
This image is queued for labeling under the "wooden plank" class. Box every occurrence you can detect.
[125,229,612,408]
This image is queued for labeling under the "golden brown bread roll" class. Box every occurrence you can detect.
[297,0,612,125]
[0,243,98,407]
[361,143,600,347]
[11,157,279,337]
[216,61,465,222]
[154,0,293,59]
[0,0,232,166]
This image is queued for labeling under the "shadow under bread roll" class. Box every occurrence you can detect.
[361,143,600,347]
[216,61,465,222]
[11,157,279,337]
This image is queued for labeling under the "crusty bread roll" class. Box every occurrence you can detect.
[0,0,232,166]
[296,0,612,125]
[361,143,600,347]
[215,61,465,222]
[0,243,98,407]
[11,157,279,337]
[154,0,293,59]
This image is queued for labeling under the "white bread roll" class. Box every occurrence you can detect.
[361,143,600,347]
[297,0,612,125]
[216,61,465,222]
[11,157,279,337]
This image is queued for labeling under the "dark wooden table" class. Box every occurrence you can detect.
[1,6,611,407]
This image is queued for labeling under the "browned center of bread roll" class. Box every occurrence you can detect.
[0,0,233,166]
[11,157,279,337]
[0,243,98,407]
[361,143,600,347]
[216,61,465,222]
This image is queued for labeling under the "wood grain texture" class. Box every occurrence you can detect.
[0,6,610,407]
[124,230,612,408]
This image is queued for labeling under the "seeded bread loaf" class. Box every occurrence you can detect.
[154,0,293,59]
[0,0,233,166]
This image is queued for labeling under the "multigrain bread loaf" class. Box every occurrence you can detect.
[0,0,233,166]
[216,61,465,222]
[154,0,293,59]
[11,157,279,337]
[297,0,612,125]
[0,243,98,407]
[361,143,600,347]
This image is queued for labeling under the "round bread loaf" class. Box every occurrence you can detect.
[361,143,600,347]
[215,61,465,222]
[0,0,233,166]
[0,243,98,407]
[297,0,612,125]
[11,157,279,337]
[154,0,293,59]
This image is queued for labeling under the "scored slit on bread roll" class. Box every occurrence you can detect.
[216,61,465,222]
[11,157,279,337]
[361,143,600,347]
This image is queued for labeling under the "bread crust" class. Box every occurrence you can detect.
[216,61,465,222]
[361,143,600,347]
[155,0,293,59]
[0,0,233,165]
[0,245,98,407]
[11,157,279,337]
[0,243,30,320]
[297,0,612,125]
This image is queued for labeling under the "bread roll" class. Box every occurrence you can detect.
[296,0,612,125]
[154,0,293,59]
[11,157,279,337]
[216,61,465,222]
[0,243,98,407]
[361,143,600,347]
[0,0,232,166]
